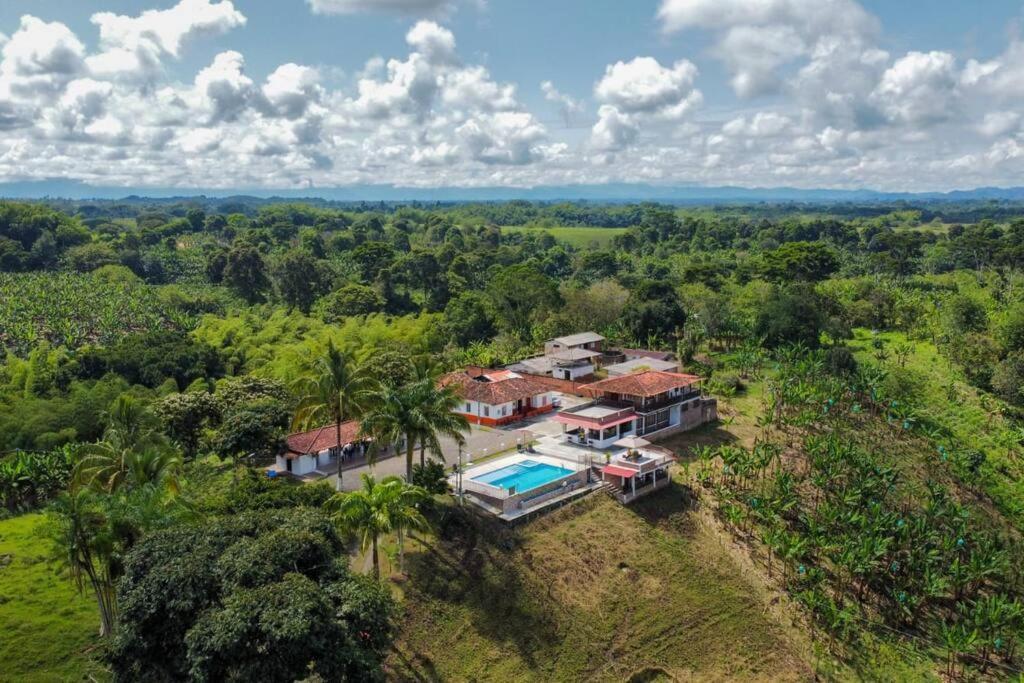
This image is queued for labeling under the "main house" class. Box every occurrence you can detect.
[440,368,555,427]
[554,370,717,449]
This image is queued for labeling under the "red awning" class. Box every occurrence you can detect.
[602,464,637,479]
[554,413,637,430]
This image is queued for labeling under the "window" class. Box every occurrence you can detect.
[465,402,471,412]
[483,405,490,417]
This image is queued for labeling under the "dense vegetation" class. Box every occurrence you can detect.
[5,196,1024,679]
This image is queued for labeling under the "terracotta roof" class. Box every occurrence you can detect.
[440,368,550,406]
[581,371,702,398]
[284,421,361,458]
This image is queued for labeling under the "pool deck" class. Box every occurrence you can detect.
[452,451,595,521]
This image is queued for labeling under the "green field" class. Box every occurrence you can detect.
[390,492,813,681]
[501,225,628,248]
[0,514,106,682]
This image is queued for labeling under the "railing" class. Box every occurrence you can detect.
[635,391,700,413]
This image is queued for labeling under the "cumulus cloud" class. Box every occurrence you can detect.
[4,3,1024,192]
[589,57,701,151]
[193,51,258,123]
[262,64,323,119]
[88,0,245,81]
[870,51,960,124]
[658,0,877,98]
[0,16,85,99]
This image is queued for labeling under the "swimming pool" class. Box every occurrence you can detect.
[472,459,574,493]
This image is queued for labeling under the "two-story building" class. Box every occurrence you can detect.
[441,368,555,427]
[544,331,605,356]
[553,370,716,448]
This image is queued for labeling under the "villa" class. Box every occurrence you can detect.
[554,370,717,449]
[441,368,555,427]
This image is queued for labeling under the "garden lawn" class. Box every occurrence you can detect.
[501,225,627,249]
[389,492,813,682]
[0,513,106,682]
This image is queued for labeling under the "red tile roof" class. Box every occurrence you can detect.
[440,368,550,406]
[582,371,702,398]
[284,421,361,458]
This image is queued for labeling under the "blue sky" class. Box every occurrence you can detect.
[1,0,1024,191]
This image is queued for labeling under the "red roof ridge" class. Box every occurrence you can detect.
[284,420,361,457]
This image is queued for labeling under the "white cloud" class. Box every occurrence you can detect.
[0,16,85,99]
[658,0,877,98]
[589,57,701,151]
[590,105,639,152]
[193,51,258,123]
[88,0,245,81]
[594,57,699,115]
[978,111,1020,138]
[871,51,959,124]
[3,4,1024,192]
[405,20,457,64]
[262,64,322,119]
[456,111,546,164]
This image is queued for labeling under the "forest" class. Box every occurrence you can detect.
[3,197,1024,680]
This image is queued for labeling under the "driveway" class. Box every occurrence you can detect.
[331,424,532,491]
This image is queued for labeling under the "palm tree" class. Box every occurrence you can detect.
[50,483,185,637]
[360,378,469,482]
[387,480,430,574]
[329,475,421,577]
[75,395,170,494]
[292,341,375,490]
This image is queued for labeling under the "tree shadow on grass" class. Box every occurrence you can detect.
[401,508,561,675]
[628,482,700,532]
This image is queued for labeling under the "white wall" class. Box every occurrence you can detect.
[553,363,593,381]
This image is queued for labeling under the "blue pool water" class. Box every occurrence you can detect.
[472,459,573,493]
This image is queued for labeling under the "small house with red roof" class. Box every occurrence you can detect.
[276,420,362,476]
[441,368,555,427]
[553,370,716,449]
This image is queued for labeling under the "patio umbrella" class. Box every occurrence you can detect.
[613,435,651,449]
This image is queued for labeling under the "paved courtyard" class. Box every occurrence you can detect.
[331,423,532,491]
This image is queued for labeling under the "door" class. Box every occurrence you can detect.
[286,458,292,473]
[563,370,571,380]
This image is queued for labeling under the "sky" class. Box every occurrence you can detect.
[1,0,1024,193]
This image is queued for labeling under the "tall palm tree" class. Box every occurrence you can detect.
[360,378,469,482]
[292,341,375,490]
[325,475,417,577]
[388,480,430,574]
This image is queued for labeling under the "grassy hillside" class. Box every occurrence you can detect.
[389,492,813,682]
[501,225,628,248]
[0,513,106,682]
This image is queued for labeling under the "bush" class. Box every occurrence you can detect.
[109,507,395,682]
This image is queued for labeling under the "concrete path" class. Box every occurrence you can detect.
[331,424,532,492]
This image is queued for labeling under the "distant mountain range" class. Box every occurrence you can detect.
[4,179,1024,204]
